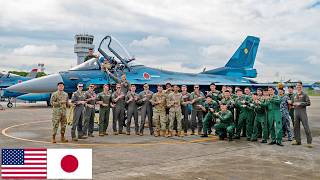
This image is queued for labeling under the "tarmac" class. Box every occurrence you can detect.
[0,97,319,180]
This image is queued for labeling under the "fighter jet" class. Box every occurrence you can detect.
[0,69,38,88]
[7,35,262,94]
[0,69,51,107]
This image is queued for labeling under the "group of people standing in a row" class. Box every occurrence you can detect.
[50,72,312,147]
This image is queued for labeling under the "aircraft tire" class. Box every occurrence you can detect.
[7,102,13,108]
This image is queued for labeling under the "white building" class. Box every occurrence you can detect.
[74,34,95,65]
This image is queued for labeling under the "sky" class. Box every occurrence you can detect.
[0,0,319,82]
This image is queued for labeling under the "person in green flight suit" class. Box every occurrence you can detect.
[266,87,283,146]
[251,92,268,143]
[287,86,295,128]
[234,89,253,140]
[214,103,235,141]
[201,96,219,137]
[243,87,255,140]
[84,48,98,62]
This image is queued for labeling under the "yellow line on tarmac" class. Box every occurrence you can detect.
[2,120,217,147]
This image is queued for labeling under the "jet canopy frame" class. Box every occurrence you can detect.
[98,35,135,72]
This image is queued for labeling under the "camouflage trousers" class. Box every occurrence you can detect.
[153,109,167,131]
[169,109,182,131]
[52,108,67,136]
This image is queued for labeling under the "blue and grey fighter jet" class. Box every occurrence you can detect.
[7,35,261,94]
[0,69,51,108]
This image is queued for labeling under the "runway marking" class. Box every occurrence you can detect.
[2,120,218,147]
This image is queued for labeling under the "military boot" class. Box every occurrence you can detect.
[154,131,160,137]
[51,135,56,144]
[178,131,184,137]
[167,131,172,137]
[61,133,68,143]
[191,130,195,135]
[161,130,166,137]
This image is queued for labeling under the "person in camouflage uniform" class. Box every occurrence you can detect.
[83,84,96,137]
[190,85,205,135]
[279,88,293,141]
[125,84,139,135]
[96,84,112,136]
[164,83,173,133]
[112,83,126,135]
[214,103,235,141]
[181,85,191,136]
[167,85,184,137]
[50,82,69,143]
[70,83,86,141]
[138,83,154,136]
[266,87,283,146]
[151,85,167,137]
[251,93,268,143]
[201,96,219,137]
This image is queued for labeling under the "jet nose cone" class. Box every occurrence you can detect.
[6,74,63,93]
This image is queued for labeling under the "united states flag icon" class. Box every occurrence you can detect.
[1,148,47,179]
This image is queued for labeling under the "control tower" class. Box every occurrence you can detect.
[74,34,95,65]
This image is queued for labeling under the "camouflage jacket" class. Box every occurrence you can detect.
[151,92,167,111]
[167,92,183,111]
[50,90,69,109]
[190,91,205,111]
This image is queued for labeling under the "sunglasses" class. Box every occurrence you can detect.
[194,87,199,88]
[89,86,94,88]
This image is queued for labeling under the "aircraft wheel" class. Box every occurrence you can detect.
[7,102,13,108]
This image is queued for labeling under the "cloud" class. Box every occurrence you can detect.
[305,55,320,65]
[130,36,170,48]
[12,44,58,56]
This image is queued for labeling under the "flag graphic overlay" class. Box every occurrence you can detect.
[1,148,47,179]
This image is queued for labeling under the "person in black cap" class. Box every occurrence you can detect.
[50,82,69,143]
[84,48,98,62]
[70,82,87,141]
